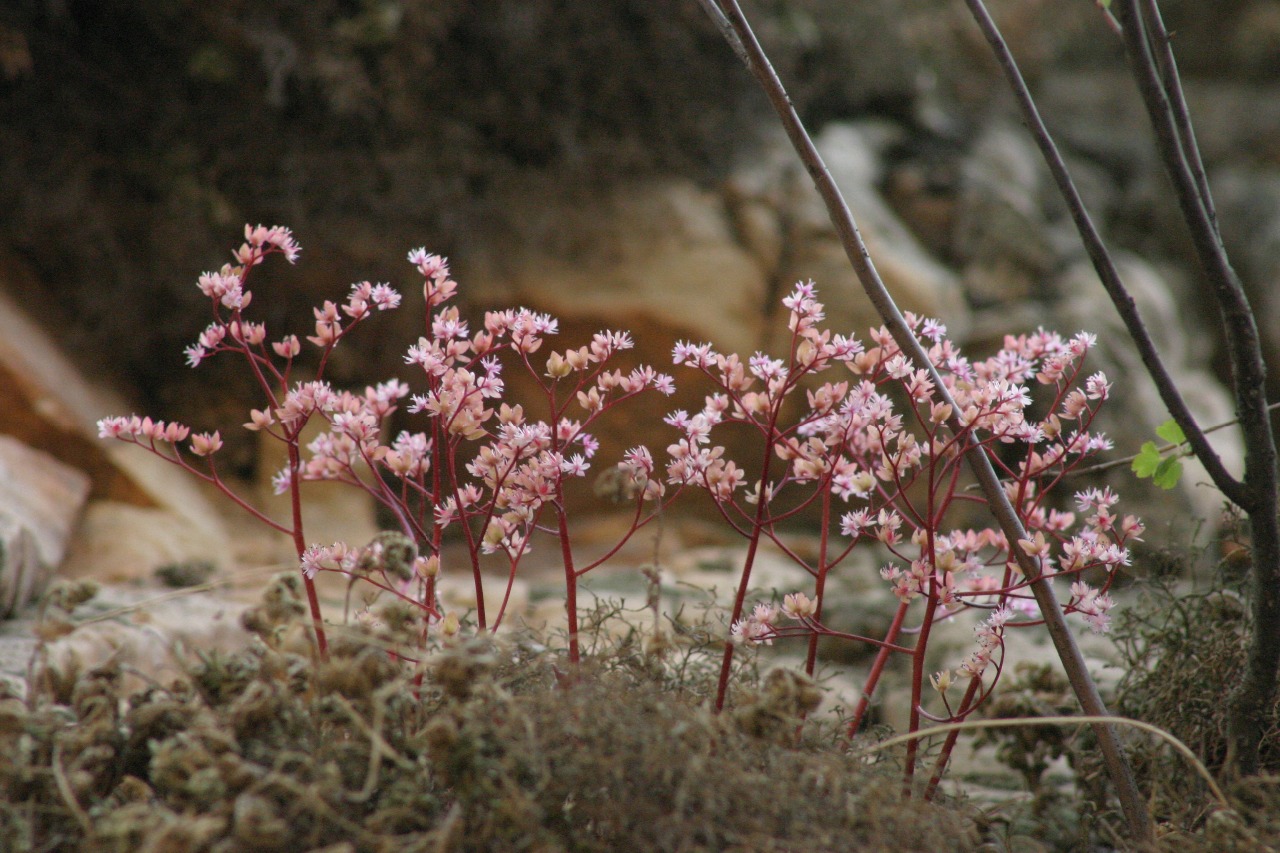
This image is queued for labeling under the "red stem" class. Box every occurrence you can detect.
[287,437,328,658]
[803,486,832,677]
[924,675,984,800]
[845,600,910,742]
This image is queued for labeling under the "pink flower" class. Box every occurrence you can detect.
[300,541,354,580]
[97,416,130,439]
[782,592,817,619]
[919,318,947,342]
[241,224,300,263]
[273,336,301,358]
[370,283,400,310]
[190,431,223,456]
[731,617,773,645]
[841,509,873,538]
[673,341,717,369]
[271,467,293,495]
[230,320,265,345]
[622,446,655,477]
[1085,371,1111,400]
[750,603,778,625]
[560,454,590,477]
[407,248,449,281]
[590,330,633,360]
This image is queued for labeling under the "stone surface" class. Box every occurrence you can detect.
[0,268,153,506]
[0,264,233,587]
[953,122,1058,306]
[0,582,253,699]
[740,122,972,347]
[460,174,771,361]
[459,120,971,384]
[0,436,90,616]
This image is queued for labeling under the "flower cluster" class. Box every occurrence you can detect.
[97,414,223,458]
[956,605,1016,680]
[665,281,1139,724]
[98,226,675,663]
[730,592,817,645]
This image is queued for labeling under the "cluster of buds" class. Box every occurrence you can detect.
[97,415,223,458]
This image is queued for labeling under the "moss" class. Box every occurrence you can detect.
[0,581,979,852]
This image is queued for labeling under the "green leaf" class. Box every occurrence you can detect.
[1155,419,1185,446]
[1131,441,1162,478]
[1153,457,1183,490]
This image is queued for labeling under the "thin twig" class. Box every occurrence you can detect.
[1074,401,1280,478]
[693,0,750,67]
[71,564,286,627]
[331,691,416,803]
[50,740,93,838]
[972,399,1280,486]
[1111,0,1271,502]
[1137,0,1217,233]
[707,1,1151,842]
[1093,1,1123,36]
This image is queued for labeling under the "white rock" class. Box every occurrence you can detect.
[0,437,90,616]
[0,269,233,587]
[1056,254,1240,531]
[752,122,971,344]
[47,585,250,696]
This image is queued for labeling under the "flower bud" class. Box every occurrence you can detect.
[545,351,572,379]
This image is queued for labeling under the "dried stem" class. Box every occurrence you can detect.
[708,0,1151,840]
[855,715,1227,812]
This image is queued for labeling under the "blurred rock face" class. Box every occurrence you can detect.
[0,0,1276,545]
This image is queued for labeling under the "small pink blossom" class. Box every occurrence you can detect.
[190,431,223,456]
[198,324,226,349]
[273,335,301,358]
[673,341,717,369]
[782,592,817,619]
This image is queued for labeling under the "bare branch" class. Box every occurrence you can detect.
[960,0,1245,507]
[1112,0,1280,779]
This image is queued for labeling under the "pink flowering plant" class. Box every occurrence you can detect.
[99,226,1138,796]
[659,280,1141,793]
[98,225,675,664]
